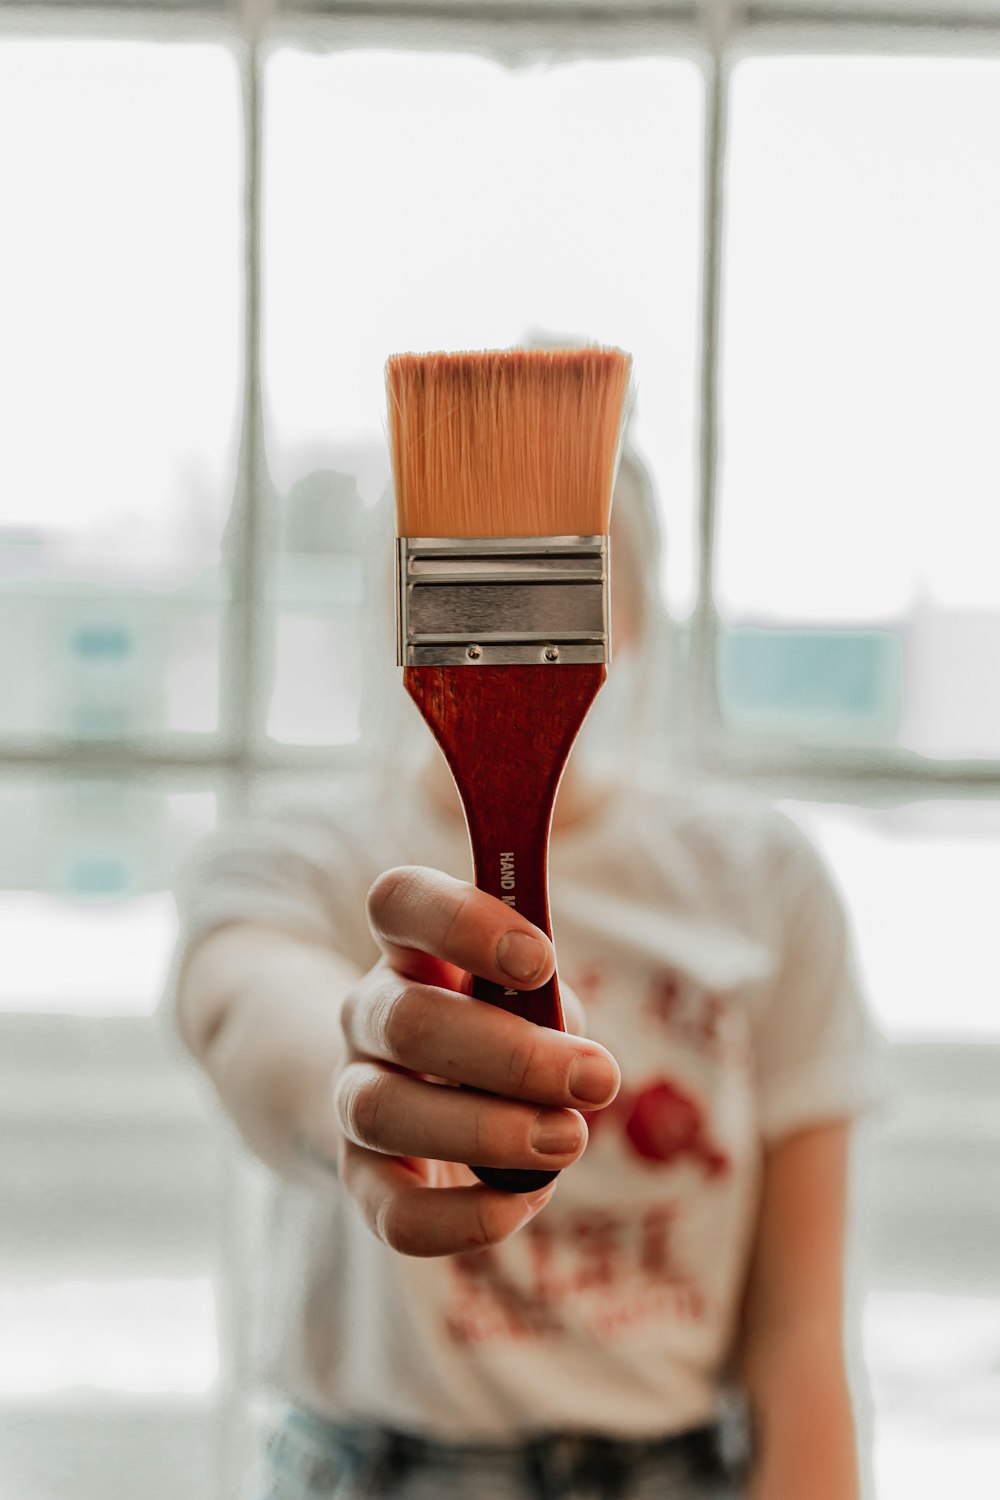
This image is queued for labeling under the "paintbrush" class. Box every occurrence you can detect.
[386,347,631,1193]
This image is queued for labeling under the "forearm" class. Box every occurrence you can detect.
[176,924,361,1190]
[741,1325,860,1500]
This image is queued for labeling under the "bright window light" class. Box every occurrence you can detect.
[263,48,703,617]
[781,801,1000,1039]
[0,894,177,1016]
[0,39,241,742]
[0,780,215,1015]
[267,612,362,745]
[0,1279,217,1396]
[865,1291,1000,1500]
[720,58,1000,758]
[722,56,1000,622]
[0,39,241,579]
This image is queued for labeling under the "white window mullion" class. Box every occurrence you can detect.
[223,22,269,805]
[214,22,270,1500]
[689,35,729,756]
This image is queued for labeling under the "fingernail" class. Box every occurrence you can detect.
[568,1052,620,1105]
[497,930,546,982]
[531,1111,584,1157]
[523,1182,558,1211]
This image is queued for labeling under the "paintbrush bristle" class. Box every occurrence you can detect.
[387,348,631,538]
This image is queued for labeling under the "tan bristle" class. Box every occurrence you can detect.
[386,348,631,538]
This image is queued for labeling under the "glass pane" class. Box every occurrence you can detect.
[0,1279,216,1395]
[0,1017,221,1493]
[0,776,218,1015]
[866,1292,1000,1500]
[262,49,703,744]
[0,40,241,739]
[264,472,365,745]
[719,58,1000,757]
[781,799,1000,1040]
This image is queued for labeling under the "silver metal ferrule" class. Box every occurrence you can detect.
[396,535,610,667]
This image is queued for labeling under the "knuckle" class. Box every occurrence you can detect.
[366,866,424,939]
[331,1067,355,1134]
[337,1066,389,1150]
[335,1138,350,1180]
[375,1195,415,1255]
[439,881,477,954]
[470,1103,485,1166]
[339,985,364,1045]
[504,1031,542,1095]
[380,983,429,1062]
[469,1195,502,1251]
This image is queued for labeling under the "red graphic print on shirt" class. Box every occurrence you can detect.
[566,964,740,1176]
[622,1079,729,1176]
[646,969,731,1055]
[585,1077,730,1177]
[444,1203,706,1346]
[568,964,741,1066]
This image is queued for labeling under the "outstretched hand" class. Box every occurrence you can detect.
[328,865,620,1257]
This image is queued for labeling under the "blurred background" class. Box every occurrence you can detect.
[1,1,998,1497]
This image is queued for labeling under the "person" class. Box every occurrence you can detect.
[166,443,878,1500]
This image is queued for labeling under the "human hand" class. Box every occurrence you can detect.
[330,865,620,1257]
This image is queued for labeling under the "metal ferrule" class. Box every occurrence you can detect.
[396,535,610,667]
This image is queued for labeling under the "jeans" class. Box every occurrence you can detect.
[246,1407,749,1500]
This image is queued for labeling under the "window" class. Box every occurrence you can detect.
[719,56,1000,759]
[3,8,998,1500]
[262,48,703,742]
[0,38,241,740]
[783,798,1000,1040]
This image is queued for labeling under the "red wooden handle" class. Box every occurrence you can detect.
[404,663,605,1193]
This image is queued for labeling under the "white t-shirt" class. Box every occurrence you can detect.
[168,769,876,1441]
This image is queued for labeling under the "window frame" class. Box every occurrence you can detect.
[3,7,999,1496]
[0,0,997,798]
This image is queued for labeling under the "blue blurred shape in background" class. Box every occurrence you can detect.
[719,626,902,742]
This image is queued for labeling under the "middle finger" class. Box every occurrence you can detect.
[335,1060,588,1169]
[343,968,619,1110]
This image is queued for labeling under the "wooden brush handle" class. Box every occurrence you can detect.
[404,663,605,1193]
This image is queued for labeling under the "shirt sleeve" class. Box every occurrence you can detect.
[753,819,885,1145]
[158,797,381,1051]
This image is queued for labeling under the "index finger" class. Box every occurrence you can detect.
[367,866,555,991]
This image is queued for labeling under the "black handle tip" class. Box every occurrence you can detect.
[472,1165,560,1194]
